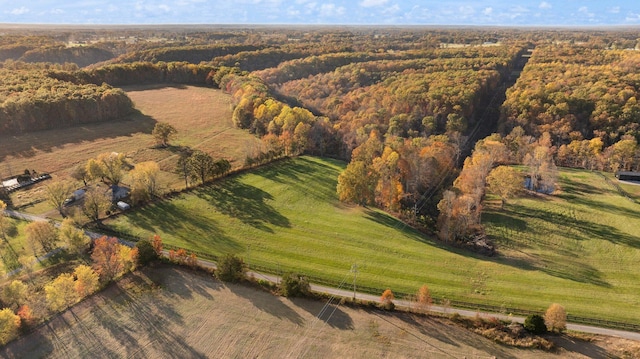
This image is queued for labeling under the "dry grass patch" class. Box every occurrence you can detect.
[0,265,627,359]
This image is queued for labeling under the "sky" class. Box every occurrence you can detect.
[0,0,639,26]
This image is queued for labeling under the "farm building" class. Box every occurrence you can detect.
[615,171,640,181]
[108,185,130,202]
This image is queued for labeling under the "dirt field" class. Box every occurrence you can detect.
[0,265,631,359]
[0,85,261,208]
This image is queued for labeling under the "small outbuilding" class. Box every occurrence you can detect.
[615,171,640,182]
[116,201,131,211]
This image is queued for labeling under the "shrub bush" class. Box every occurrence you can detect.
[216,254,246,283]
[279,272,310,297]
[135,239,158,266]
[524,314,547,334]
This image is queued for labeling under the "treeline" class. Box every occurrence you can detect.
[62,61,216,87]
[110,44,262,65]
[0,69,133,135]
[211,43,353,72]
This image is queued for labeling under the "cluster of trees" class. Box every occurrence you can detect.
[436,131,557,247]
[0,234,140,345]
[337,131,457,218]
[23,219,90,258]
[0,69,134,134]
[177,149,231,188]
[500,44,640,171]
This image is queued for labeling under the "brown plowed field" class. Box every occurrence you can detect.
[1,265,631,359]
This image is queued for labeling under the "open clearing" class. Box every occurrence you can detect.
[0,85,260,209]
[0,265,626,359]
[107,157,640,324]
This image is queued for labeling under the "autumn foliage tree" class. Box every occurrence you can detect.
[2,280,28,309]
[45,273,77,312]
[130,161,161,203]
[0,308,21,345]
[74,265,100,297]
[91,236,138,282]
[59,218,90,255]
[86,152,128,185]
[544,303,567,333]
[81,187,111,222]
[45,181,73,218]
[25,221,58,256]
[486,166,522,208]
[152,122,177,147]
[380,289,395,310]
[416,285,432,313]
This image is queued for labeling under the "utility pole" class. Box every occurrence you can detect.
[350,263,358,301]
[247,244,251,270]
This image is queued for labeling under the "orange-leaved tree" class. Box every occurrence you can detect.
[416,285,432,313]
[91,236,123,281]
[380,289,395,310]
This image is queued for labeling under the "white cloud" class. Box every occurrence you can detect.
[50,9,65,15]
[578,6,594,18]
[382,4,400,15]
[158,4,171,12]
[9,7,30,15]
[319,3,345,17]
[458,6,475,17]
[539,2,551,10]
[625,12,640,22]
[609,6,620,14]
[359,0,389,8]
[483,7,493,16]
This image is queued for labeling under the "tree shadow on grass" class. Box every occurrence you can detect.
[289,297,354,330]
[195,178,290,232]
[0,110,157,161]
[483,205,614,287]
[507,203,640,249]
[226,282,305,326]
[123,200,242,254]
[255,157,341,202]
[362,209,428,244]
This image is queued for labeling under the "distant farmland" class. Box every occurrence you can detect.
[1,85,261,210]
[107,157,640,324]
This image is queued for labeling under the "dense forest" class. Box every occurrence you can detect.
[1,26,639,248]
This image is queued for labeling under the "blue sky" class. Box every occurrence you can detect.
[0,0,639,26]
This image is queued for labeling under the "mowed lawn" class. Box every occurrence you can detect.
[108,157,640,323]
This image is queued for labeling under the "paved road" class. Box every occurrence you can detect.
[3,208,640,341]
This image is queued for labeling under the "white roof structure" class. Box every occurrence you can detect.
[1,178,19,188]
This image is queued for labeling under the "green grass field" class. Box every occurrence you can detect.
[106,157,640,323]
